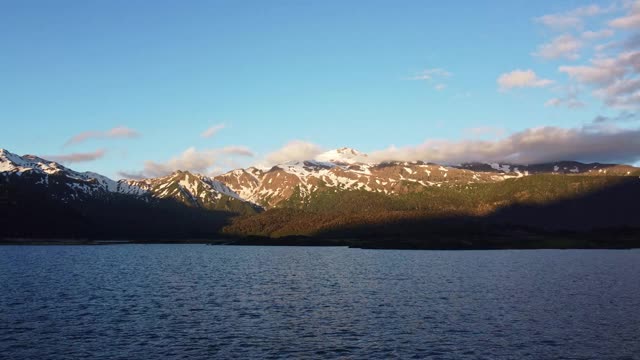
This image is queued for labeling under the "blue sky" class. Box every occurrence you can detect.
[2,0,640,178]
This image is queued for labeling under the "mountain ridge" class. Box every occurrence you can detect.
[3,146,640,245]
[0,148,259,213]
[213,148,639,208]
[2,147,639,211]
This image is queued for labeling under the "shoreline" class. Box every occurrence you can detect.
[2,235,638,250]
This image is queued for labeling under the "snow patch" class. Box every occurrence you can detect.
[490,163,511,173]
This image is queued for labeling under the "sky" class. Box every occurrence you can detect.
[2,0,640,179]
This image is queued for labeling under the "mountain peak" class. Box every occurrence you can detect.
[336,147,361,155]
[315,147,368,164]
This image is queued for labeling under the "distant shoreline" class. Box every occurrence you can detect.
[2,235,638,250]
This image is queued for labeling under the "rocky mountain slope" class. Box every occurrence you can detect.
[0,149,258,213]
[215,147,640,208]
[2,146,639,242]
[122,171,261,213]
[3,147,638,211]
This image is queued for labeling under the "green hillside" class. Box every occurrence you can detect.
[223,175,635,238]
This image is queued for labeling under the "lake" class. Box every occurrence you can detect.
[1,245,639,359]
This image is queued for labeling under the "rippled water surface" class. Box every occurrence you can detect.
[1,245,639,359]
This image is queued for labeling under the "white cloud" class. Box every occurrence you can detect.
[610,12,640,28]
[559,57,626,85]
[44,149,107,163]
[536,14,582,30]
[593,33,640,54]
[123,146,254,178]
[581,29,615,40]
[535,4,610,30]
[592,111,638,123]
[559,49,640,108]
[119,124,640,178]
[201,123,226,138]
[534,34,582,60]
[545,97,586,108]
[243,126,640,168]
[368,125,640,165]
[497,70,554,90]
[618,33,640,50]
[117,170,146,180]
[610,1,640,28]
[544,86,586,109]
[261,140,324,167]
[64,126,140,147]
[220,145,253,157]
[408,68,452,90]
[408,68,451,81]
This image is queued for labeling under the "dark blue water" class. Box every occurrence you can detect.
[1,246,639,359]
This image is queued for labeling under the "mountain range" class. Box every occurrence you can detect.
[1,147,640,248]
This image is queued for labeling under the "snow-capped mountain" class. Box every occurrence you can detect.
[215,159,501,208]
[314,147,369,165]
[458,161,638,176]
[0,149,134,201]
[2,147,638,211]
[215,148,640,208]
[122,170,260,212]
[0,149,258,213]
[3,146,640,242]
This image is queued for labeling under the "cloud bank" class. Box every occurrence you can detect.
[250,125,640,170]
[526,2,640,110]
[261,140,325,167]
[367,126,640,165]
[119,146,254,179]
[559,49,640,108]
